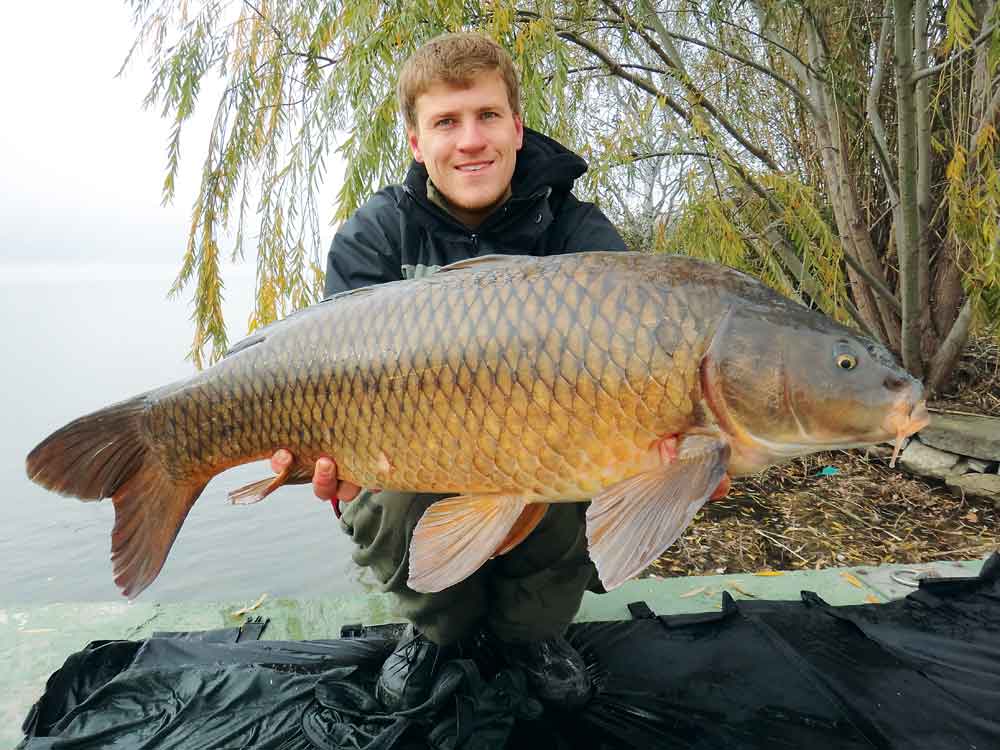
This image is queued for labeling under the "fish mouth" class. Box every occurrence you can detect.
[884,398,930,467]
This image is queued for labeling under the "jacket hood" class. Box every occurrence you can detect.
[402,127,588,201]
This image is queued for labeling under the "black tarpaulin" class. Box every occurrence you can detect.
[19,554,1000,749]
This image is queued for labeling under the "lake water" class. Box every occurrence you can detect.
[0,264,368,603]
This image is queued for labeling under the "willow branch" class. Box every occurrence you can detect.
[694,5,814,74]
[914,0,932,316]
[911,22,997,83]
[761,223,877,338]
[556,29,690,118]
[563,63,671,76]
[970,84,1000,164]
[893,0,924,376]
[927,296,973,392]
[603,0,781,171]
[626,150,721,162]
[840,246,902,313]
[664,30,820,119]
[867,3,900,205]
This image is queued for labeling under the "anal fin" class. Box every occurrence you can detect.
[228,464,314,505]
[586,434,730,590]
[494,503,549,557]
[408,494,528,593]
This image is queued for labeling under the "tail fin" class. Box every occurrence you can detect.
[26,395,207,598]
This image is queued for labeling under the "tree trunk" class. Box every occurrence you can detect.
[892,0,925,377]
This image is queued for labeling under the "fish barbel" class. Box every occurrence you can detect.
[26,252,929,597]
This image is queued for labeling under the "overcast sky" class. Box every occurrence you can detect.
[0,4,256,271]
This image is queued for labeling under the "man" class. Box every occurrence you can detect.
[271,31,627,709]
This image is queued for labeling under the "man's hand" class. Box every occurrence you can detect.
[270,449,362,502]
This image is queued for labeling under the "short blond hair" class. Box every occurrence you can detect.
[397,32,521,130]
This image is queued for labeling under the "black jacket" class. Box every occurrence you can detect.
[324,128,627,296]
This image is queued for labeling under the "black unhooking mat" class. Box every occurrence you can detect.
[19,553,1000,749]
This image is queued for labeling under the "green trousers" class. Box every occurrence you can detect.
[340,491,600,645]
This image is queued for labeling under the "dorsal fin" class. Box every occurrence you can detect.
[224,332,266,357]
[223,304,319,358]
[439,254,539,273]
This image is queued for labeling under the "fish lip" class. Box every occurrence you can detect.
[883,396,930,438]
[882,395,929,467]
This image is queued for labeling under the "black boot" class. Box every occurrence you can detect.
[498,635,592,707]
[375,625,446,712]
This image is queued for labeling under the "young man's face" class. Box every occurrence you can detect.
[407,70,524,227]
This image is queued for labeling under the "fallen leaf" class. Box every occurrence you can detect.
[230,593,268,618]
[754,571,784,577]
[840,572,863,589]
[728,582,757,598]
[679,586,707,598]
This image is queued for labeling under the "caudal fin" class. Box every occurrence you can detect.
[26,395,207,598]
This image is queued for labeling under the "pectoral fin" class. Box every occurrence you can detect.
[408,495,527,593]
[586,435,730,590]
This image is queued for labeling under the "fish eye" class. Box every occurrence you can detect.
[836,353,858,370]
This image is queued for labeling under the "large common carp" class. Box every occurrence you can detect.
[27,252,928,598]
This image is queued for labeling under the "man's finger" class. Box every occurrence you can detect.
[270,448,292,474]
[337,482,361,502]
[312,456,338,501]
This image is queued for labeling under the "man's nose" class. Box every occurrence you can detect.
[456,119,487,151]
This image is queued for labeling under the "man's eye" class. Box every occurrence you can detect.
[481,111,498,120]
[435,118,454,128]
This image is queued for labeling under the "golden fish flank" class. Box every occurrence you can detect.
[25,252,929,598]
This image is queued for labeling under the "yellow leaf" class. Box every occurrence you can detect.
[976,124,997,150]
[840,572,863,589]
[754,570,784,577]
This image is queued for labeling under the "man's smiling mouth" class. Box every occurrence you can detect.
[456,161,493,172]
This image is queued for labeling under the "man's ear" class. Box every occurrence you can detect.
[407,128,424,163]
[513,114,524,150]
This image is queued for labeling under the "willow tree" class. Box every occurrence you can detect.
[128,0,999,391]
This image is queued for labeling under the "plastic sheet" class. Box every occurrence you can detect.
[20,554,1000,749]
